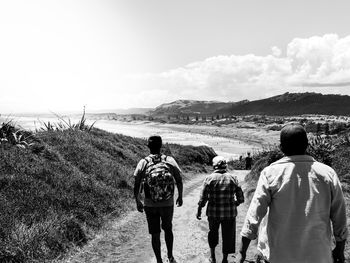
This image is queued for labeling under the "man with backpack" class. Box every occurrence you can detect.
[134,135,183,263]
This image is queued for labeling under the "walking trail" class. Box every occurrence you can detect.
[63,170,257,263]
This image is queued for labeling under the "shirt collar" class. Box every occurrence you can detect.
[273,155,316,165]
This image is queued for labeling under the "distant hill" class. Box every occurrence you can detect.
[150,99,237,116]
[220,92,350,116]
[150,93,350,117]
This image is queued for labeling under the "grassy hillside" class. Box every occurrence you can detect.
[0,123,216,262]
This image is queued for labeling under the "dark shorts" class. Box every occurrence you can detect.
[208,217,236,254]
[144,206,174,234]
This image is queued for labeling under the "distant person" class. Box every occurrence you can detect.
[197,156,244,263]
[134,135,183,263]
[245,152,252,170]
[237,124,348,263]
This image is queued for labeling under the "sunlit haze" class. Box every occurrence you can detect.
[1,0,350,114]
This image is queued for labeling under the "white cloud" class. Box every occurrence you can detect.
[271,46,282,57]
[132,34,350,104]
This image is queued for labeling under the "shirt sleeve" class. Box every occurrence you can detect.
[235,186,245,205]
[198,176,210,208]
[241,169,271,240]
[330,171,348,241]
[232,174,244,204]
[133,159,147,179]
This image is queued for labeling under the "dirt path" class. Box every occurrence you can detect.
[63,171,257,263]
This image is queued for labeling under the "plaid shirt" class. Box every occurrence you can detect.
[198,170,244,219]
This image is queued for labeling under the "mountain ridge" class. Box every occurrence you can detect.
[150,92,350,116]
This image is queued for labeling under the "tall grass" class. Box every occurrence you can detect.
[38,107,96,132]
[1,121,34,149]
[0,122,215,262]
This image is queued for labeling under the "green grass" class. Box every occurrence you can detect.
[0,124,216,263]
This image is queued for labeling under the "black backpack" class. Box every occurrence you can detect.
[143,155,175,202]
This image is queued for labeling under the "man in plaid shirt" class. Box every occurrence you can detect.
[197,156,245,263]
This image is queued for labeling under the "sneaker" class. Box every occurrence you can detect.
[168,257,177,263]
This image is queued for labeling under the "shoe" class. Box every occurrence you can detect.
[168,257,177,263]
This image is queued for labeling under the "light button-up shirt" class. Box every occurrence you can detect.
[241,155,348,263]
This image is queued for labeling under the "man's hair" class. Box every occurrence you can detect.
[147,135,162,150]
[280,124,308,156]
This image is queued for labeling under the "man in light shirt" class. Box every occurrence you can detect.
[237,124,348,263]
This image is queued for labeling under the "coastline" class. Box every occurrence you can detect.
[153,122,279,147]
[109,120,280,149]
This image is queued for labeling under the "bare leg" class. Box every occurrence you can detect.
[164,229,174,259]
[210,247,216,262]
[151,233,162,263]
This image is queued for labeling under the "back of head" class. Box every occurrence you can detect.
[148,135,162,153]
[212,156,227,170]
[280,124,308,156]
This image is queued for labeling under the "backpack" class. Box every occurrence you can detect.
[143,154,175,202]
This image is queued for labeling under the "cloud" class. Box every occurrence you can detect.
[286,34,350,86]
[271,46,282,57]
[131,34,350,103]
[302,81,350,87]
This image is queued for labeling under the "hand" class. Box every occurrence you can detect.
[136,199,144,213]
[333,247,345,263]
[176,196,183,207]
[236,251,246,263]
[196,208,202,220]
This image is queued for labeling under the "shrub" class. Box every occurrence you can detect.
[0,126,214,262]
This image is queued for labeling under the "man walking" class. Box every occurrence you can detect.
[197,156,245,263]
[134,135,183,263]
[245,152,252,170]
[238,124,348,263]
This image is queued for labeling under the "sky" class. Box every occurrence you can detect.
[1,0,350,113]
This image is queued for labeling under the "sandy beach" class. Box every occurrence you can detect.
[13,117,278,158]
[152,122,280,148]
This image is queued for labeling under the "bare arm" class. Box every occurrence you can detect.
[196,177,209,219]
[173,168,183,207]
[133,160,145,212]
[167,156,183,206]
